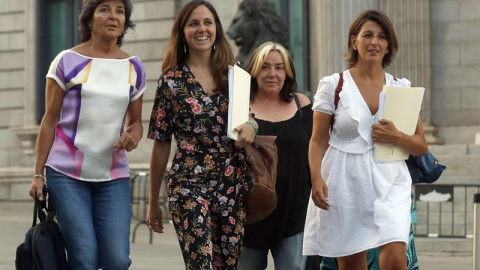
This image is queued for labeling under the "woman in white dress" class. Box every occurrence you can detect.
[303,10,428,270]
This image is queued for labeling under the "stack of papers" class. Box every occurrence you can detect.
[227,65,251,140]
[375,85,425,161]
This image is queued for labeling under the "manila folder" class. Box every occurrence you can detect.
[375,85,425,161]
[227,65,251,140]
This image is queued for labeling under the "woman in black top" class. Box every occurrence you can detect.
[239,42,313,270]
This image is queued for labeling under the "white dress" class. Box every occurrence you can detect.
[303,70,412,257]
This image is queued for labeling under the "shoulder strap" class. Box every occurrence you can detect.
[293,93,309,130]
[334,72,344,110]
[331,72,344,129]
[293,93,304,119]
[331,73,392,126]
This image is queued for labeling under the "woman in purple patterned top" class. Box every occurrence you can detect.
[28,0,146,269]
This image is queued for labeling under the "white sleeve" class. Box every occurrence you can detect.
[312,74,339,115]
[45,50,69,91]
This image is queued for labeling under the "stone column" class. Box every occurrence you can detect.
[380,0,440,143]
[24,0,37,127]
[309,0,378,88]
[11,0,39,167]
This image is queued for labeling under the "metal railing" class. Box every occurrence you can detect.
[131,171,479,240]
[413,184,480,238]
[130,170,170,244]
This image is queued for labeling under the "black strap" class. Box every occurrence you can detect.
[32,199,38,227]
[293,93,304,118]
[293,93,309,131]
[32,186,51,227]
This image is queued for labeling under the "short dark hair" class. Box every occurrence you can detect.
[78,0,135,47]
[345,9,398,68]
[245,42,297,103]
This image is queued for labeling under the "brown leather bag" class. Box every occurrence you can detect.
[244,135,278,224]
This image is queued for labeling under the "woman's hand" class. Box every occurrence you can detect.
[29,177,45,201]
[311,176,329,210]
[113,132,140,152]
[147,204,164,233]
[371,119,403,144]
[234,122,256,148]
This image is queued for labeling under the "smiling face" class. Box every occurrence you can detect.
[183,5,217,54]
[256,51,286,94]
[351,20,389,66]
[90,0,126,41]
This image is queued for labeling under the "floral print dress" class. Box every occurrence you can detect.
[148,64,252,270]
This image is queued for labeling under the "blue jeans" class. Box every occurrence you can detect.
[46,167,131,270]
[239,232,306,270]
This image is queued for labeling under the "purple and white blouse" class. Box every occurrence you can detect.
[45,50,146,182]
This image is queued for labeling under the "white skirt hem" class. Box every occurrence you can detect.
[303,238,408,258]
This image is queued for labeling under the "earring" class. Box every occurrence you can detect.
[213,44,216,51]
[386,50,389,54]
[184,44,187,54]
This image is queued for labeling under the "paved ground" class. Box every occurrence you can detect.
[1,201,472,270]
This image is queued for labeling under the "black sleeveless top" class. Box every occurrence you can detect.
[243,102,313,249]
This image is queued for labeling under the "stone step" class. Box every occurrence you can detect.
[469,145,480,155]
[436,156,480,166]
[441,166,480,177]
[438,168,479,178]
[429,144,480,156]
[434,175,480,185]
[415,237,472,255]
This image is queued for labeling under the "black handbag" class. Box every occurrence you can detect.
[16,187,67,270]
[406,151,446,184]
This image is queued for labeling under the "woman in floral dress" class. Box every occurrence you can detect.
[146,1,256,269]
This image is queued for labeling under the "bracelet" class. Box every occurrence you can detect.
[399,132,405,145]
[246,120,258,135]
[33,174,45,180]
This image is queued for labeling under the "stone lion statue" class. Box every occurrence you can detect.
[226,0,290,66]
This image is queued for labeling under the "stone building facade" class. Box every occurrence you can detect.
[0,0,479,200]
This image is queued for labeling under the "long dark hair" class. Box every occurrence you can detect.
[162,0,235,93]
[78,0,135,47]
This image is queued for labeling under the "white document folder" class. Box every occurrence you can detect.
[227,65,251,140]
[375,85,425,161]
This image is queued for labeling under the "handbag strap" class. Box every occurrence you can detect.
[293,93,309,131]
[293,93,304,118]
[331,72,344,129]
[334,72,344,110]
[32,186,51,227]
[330,72,396,128]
